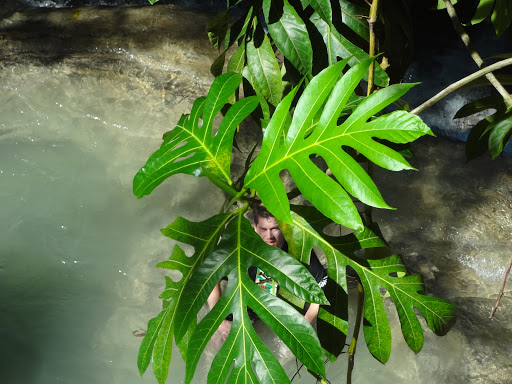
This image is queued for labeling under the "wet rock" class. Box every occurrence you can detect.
[374,135,512,383]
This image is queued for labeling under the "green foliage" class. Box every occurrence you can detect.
[207,0,389,103]
[471,0,512,37]
[245,58,431,229]
[454,95,512,160]
[134,60,453,382]
[137,213,232,383]
[133,72,259,198]
[174,212,328,383]
[127,0,512,382]
[280,206,456,362]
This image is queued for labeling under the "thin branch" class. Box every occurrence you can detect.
[490,255,512,319]
[410,57,512,115]
[443,0,512,108]
[347,280,364,384]
[366,0,379,96]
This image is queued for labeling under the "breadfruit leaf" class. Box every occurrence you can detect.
[279,206,456,363]
[136,213,232,384]
[244,58,432,230]
[172,212,328,384]
[133,72,259,198]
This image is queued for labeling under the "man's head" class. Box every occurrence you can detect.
[252,206,286,249]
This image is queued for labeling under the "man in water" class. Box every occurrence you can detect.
[207,206,327,333]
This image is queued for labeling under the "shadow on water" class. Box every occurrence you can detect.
[0,3,213,68]
[0,137,142,383]
[0,251,47,384]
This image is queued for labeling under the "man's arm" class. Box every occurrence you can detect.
[207,281,222,309]
[304,303,320,324]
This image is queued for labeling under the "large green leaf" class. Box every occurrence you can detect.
[281,207,456,363]
[137,213,232,384]
[263,0,313,76]
[310,12,389,87]
[133,72,259,198]
[246,30,284,106]
[172,212,328,383]
[244,58,431,229]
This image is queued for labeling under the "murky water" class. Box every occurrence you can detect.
[0,65,226,384]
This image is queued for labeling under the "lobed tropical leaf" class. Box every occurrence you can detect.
[263,0,313,76]
[133,72,259,198]
[171,212,328,383]
[279,206,456,363]
[136,213,231,384]
[244,58,431,230]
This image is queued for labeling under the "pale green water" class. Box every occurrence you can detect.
[0,65,224,384]
[0,65,466,384]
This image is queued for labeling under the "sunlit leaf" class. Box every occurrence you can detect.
[281,207,456,363]
[227,41,246,74]
[133,72,259,198]
[246,31,283,106]
[471,0,494,25]
[244,58,431,229]
[263,0,313,76]
[137,213,232,383]
[173,212,328,383]
[492,0,512,37]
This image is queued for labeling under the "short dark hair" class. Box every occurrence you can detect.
[252,206,274,225]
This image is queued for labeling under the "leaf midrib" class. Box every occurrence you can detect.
[293,220,450,327]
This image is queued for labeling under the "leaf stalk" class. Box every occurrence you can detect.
[366,0,379,96]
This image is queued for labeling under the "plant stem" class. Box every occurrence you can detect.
[442,0,512,108]
[410,57,512,115]
[490,255,512,319]
[366,0,379,96]
[347,280,364,384]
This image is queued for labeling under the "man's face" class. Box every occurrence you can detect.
[254,216,285,249]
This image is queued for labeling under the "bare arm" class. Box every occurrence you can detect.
[304,303,320,324]
[207,281,222,310]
